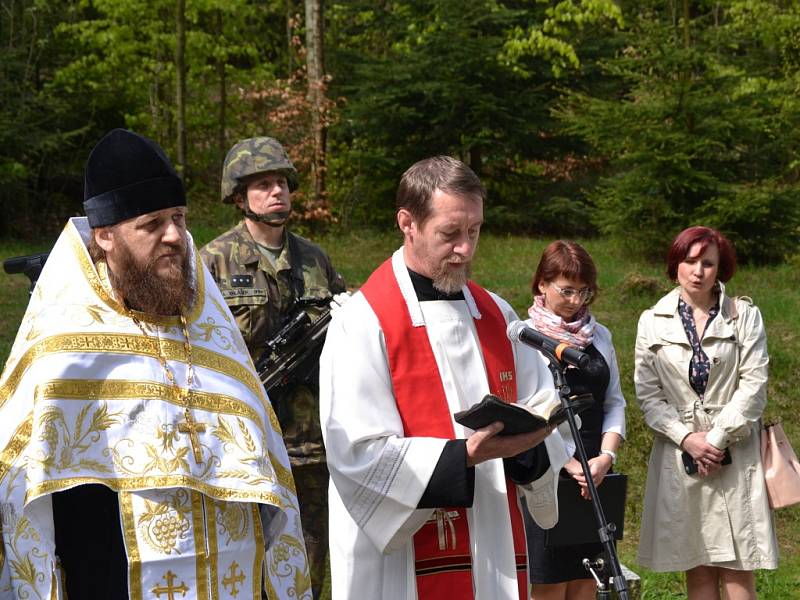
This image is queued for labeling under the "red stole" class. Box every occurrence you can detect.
[360,258,527,600]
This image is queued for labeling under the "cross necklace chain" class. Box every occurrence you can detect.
[131,313,206,464]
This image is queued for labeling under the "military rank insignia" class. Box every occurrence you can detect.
[231,274,253,287]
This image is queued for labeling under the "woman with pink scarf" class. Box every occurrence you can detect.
[522,240,626,600]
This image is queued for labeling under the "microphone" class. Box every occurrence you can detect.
[507,321,590,369]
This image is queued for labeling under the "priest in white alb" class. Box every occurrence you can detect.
[0,129,310,599]
[320,156,574,600]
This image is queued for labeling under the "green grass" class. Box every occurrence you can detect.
[322,230,800,599]
[2,229,798,599]
[0,241,49,365]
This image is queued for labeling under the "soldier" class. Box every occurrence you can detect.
[200,137,345,599]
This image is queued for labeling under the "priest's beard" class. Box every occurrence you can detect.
[109,237,194,316]
[431,258,471,294]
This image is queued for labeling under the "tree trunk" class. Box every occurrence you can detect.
[681,0,694,133]
[175,0,187,177]
[469,146,482,175]
[681,0,690,48]
[286,0,294,77]
[304,0,326,201]
[216,9,226,168]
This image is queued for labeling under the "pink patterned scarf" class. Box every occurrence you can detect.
[526,294,596,350]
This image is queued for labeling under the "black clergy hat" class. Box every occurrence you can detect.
[83,129,186,227]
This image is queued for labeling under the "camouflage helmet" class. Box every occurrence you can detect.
[221,137,299,203]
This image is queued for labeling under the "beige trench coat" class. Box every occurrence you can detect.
[634,286,778,572]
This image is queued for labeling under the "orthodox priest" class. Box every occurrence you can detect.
[0,129,310,599]
[320,156,574,600]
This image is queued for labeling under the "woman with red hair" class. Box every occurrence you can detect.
[635,226,778,599]
[522,240,626,600]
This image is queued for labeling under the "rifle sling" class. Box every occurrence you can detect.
[256,232,307,378]
[286,232,305,301]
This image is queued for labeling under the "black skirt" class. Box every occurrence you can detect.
[522,499,605,583]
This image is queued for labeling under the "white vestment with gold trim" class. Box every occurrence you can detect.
[0,217,310,600]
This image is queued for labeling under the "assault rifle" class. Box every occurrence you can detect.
[255,296,333,395]
[3,252,50,292]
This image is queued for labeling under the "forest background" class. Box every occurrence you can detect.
[3,0,800,261]
[2,0,800,597]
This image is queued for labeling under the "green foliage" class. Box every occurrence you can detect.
[1,0,300,238]
[328,0,527,225]
[3,0,800,264]
[327,0,623,231]
[557,0,800,263]
[51,0,285,180]
[502,0,624,77]
[696,182,800,264]
[0,1,98,237]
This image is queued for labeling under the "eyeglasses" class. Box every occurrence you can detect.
[550,282,594,303]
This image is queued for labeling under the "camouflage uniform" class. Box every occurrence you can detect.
[201,223,344,599]
[201,222,344,369]
[203,135,344,599]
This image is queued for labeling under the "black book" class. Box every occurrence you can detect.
[454,393,594,436]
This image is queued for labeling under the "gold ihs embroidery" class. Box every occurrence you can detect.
[498,370,515,401]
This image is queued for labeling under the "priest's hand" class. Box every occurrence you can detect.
[465,421,552,467]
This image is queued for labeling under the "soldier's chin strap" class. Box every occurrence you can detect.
[242,197,291,227]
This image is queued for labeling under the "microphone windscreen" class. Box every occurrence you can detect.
[506,320,526,343]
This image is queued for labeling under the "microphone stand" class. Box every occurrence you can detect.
[539,347,629,600]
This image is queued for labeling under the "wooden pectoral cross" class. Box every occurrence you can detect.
[177,407,206,464]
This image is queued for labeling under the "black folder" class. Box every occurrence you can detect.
[545,472,627,547]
